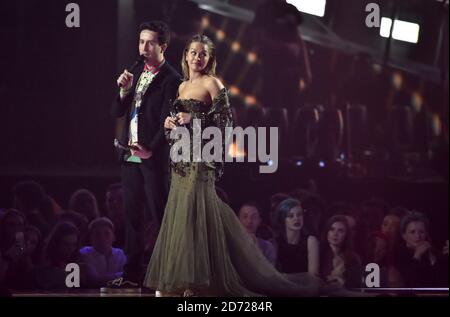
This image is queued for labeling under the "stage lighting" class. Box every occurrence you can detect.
[286,0,326,17]
[247,52,257,64]
[229,86,240,96]
[245,95,257,106]
[216,30,225,41]
[231,41,240,52]
[295,160,303,167]
[380,18,420,44]
[318,161,325,168]
[267,160,274,167]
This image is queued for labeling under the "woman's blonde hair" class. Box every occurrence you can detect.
[181,34,217,80]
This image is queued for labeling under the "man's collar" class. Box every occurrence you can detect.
[144,59,165,74]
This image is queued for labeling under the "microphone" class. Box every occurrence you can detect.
[128,54,146,72]
[119,55,145,87]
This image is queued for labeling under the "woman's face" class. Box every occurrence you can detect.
[402,221,427,249]
[285,206,304,232]
[185,42,210,73]
[327,221,347,248]
[381,215,400,239]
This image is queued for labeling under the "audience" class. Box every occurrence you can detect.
[0,179,447,294]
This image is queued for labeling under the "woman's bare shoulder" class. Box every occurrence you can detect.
[203,76,225,99]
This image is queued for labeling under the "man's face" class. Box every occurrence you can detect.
[239,205,261,234]
[139,30,166,65]
[91,226,114,254]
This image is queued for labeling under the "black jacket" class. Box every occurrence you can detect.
[111,61,181,171]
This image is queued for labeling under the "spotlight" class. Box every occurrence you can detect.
[295,160,303,167]
[245,95,257,106]
[318,161,325,168]
[247,52,257,63]
[231,41,240,52]
[229,86,240,96]
[380,18,420,44]
[286,0,326,17]
[201,16,210,28]
[216,30,225,41]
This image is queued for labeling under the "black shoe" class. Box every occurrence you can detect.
[100,277,141,294]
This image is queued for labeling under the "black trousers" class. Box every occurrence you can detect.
[120,162,168,282]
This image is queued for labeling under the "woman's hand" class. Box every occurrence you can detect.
[164,116,177,130]
[176,112,192,125]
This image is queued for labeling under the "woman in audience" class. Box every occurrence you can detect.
[275,198,319,276]
[395,211,448,287]
[320,215,363,288]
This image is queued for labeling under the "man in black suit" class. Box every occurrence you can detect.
[111,21,181,284]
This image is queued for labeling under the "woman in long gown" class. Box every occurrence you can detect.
[143,35,319,297]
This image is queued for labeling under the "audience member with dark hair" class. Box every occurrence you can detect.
[238,202,276,265]
[80,218,127,288]
[275,198,319,275]
[320,215,363,288]
[35,222,84,289]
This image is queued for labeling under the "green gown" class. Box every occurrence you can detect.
[144,88,319,296]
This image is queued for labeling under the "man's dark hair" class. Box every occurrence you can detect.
[139,21,171,46]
